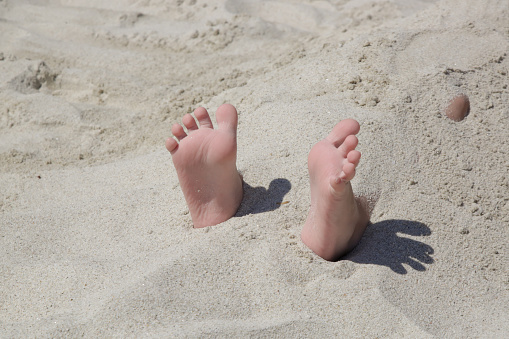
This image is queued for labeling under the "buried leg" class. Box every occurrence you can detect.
[301,119,370,261]
[166,104,243,228]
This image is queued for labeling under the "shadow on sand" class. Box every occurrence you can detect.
[235,178,292,217]
[345,219,434,274]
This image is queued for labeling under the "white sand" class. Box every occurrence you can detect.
[1,0,508,337]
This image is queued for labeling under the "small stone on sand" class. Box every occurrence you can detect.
[445,94,470,122]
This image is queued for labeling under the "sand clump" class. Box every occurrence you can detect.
[1,0,508,337]
[445,94,470,121]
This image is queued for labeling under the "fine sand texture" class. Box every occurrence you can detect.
[1,0,508,337]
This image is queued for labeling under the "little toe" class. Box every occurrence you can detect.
[216,104,238,134]
[326,119,360,148]
[182,114,198,131]
[165,137,179,154]
[194,107,214,128]
[171,123,187,141]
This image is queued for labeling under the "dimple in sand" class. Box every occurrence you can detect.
[166,104,370,261]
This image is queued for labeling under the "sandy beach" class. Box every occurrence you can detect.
[1,0,508,337]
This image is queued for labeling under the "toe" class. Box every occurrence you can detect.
[327,119,360,148]
[216,104,238,134]
[194,107,214,128]
[347,150,361,167]
[165,137,179,154]
[340,163,356,181]
[329,168,354,191]
[338,135,358,156]
[171,123,187,141]
[182,114,198,131]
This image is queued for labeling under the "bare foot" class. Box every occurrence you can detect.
[301,119,370,261]
[166,104,243,228]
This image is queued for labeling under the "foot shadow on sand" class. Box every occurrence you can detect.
[235,178,291,216]
[345,219,434,274]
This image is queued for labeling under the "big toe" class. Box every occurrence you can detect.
[216,104,238,134]
[326,119,360,148]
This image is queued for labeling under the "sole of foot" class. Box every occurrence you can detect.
[166,104,243,228]
[301,119,370,261]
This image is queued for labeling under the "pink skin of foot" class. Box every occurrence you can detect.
[166,104,243,228]
[301,119,370,261]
